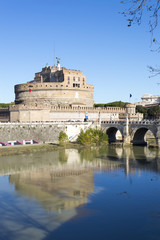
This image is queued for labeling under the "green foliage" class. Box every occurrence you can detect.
[147,106,160,119]
[94,101,130,108]
[0,103,10,108]
[77,128,108,146]
[136,105,160,119]
[58,131,68,145]
[136,105,148,118]
[0,103,14,108]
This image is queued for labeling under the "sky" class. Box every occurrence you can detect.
[0,0,160,104]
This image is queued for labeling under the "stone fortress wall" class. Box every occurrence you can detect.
[0,60,144,144]
[9,103,142,123]
[15,82,94,107]
[0,60,143,124]
[15,63,94,107]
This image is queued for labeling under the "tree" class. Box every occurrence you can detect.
[121,0,160,75]
[58,131,68,145]
[136,104,160,119]
[136,105,148,118]
[147,105,160,118]
[77,128,108,146]
[121,0,160,35]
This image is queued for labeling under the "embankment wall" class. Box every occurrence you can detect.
[0,122,94,143]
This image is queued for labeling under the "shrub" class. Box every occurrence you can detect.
[77,128,108,146]
[58,131,68,145]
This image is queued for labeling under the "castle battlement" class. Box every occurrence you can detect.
[7,60,143,123]
[14,63,94,107]
[10,103,126,113]
[15,82,94,91]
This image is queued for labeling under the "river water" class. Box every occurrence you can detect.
[0,146,160,240]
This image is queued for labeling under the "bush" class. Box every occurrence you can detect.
[58,131,68,145]
[77,128,108,146]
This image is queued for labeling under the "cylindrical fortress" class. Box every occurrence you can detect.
[15,82,94,107]
[14,63,94,107]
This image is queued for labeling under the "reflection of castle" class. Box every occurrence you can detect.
[9,170,94,213]
[8,148,123,215]
[8,147,160,218]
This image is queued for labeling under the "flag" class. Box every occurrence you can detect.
[130,94,132,98]
[29,88,32,92]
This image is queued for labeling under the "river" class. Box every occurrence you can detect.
[0,145,160,240]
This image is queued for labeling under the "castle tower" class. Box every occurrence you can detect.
[14,62,94,108]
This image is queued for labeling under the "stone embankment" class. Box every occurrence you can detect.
[0,121,98,144]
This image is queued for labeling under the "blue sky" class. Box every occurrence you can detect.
[0,0,160,103]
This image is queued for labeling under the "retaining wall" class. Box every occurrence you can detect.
[0,122,93,144]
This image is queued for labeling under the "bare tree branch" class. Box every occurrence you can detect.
[121,0,160,76]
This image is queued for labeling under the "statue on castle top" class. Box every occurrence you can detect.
[56,57,60,65]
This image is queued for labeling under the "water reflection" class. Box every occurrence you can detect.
[9,169,94,213]
[8,148,123,216]
[0,146,160,240]
[0,147,123,175]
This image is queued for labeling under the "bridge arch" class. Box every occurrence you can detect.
[131,127,156,146]
[106,127,123,143]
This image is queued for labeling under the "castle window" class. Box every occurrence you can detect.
[78,77,80,81]
[61,85,63,87]
[68,76,70,80]
[73,77,75,81]
[83,78,85,81]
[68,81,70,84]
[73,83,80,88]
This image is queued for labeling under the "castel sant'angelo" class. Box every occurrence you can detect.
[7,58,141,123]
[15,58,94,108]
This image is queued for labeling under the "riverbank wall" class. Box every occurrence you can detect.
[0,122,97,144]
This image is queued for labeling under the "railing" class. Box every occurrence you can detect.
[101,120,160,125]
[101,121,125,124]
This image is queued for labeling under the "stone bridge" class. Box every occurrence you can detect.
[101,119,160,146]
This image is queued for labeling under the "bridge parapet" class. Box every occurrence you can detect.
[102,120,160,125]
[129,120,160,125]
[101,119,160,146]
[101,121,125,125]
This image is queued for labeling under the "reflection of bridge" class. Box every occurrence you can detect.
[101,119,160,146]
